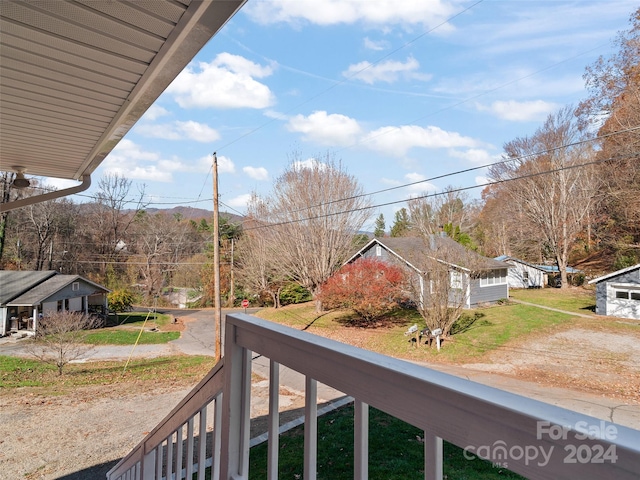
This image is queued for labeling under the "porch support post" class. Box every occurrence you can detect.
[220,321,252,480]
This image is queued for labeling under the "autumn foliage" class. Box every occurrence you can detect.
[318,258,407,322]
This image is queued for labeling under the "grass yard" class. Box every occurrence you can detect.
[256,301,574,364]
[509,287,596,315]
[0,354,215,389]
[82,328,180,345]
[249,403,524,480]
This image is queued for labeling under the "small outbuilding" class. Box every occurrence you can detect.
[495,255,547,289]
[0,271,109,337]
[588,264,640,320]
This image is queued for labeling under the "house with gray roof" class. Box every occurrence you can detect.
[588,263,640,320]
[347,235,510,309]
[495,255,548,289]
[0,271,109,337]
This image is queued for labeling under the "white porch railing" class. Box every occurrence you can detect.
[107,313,640,480]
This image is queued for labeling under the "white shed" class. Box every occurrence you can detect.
[494,256,547,289]
[588,264,640,320]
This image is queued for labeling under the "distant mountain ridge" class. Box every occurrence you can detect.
[140,206,244,224]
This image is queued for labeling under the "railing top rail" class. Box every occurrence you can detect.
[227,313,640,480]
[106,359,225,479]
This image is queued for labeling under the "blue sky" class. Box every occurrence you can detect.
[53,0,636,230]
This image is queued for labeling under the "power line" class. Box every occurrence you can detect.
[240,151,636,232]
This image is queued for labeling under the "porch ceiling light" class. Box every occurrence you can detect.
[11,167,30,189]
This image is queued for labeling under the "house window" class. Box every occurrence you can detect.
[450,271,463,289]
[72,282,79,291]
[523,271,529,282]
[480,269,507,287]
[375,245,382,257]
[615,291,629,299]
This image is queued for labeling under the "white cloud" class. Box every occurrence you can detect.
[100,141,235,183]
[287,111,362,146]
[343,57,431,84]
[475,175,490,186]
[448,148,497,164]
[226,193,252,209]
[363,37,388,51]
[243,166,269,181]
[167,53,275,109]
[135,121,220,142]
[476,99,558,122]
[363,125,479,157]
[244,0,457,30]
[381,173,437,194]
[142,105,169,121]
[217,155,236,174]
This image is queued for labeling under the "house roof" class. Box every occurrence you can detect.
[494,255,547,272]
[0,270,57,305]
[587,263,640,284]
[0,271,108,306]
[348,236,510,273]
[1,0,245,211]
[535,264,583,274]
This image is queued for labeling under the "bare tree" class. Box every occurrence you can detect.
[406,235,483,338]
[27,311,99,375]
[236,195,288,307]
[489,106,599,287]
[252,154,371,310]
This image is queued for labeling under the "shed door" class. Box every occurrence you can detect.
[607,283,640,319]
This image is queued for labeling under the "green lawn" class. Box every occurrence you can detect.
[249,403,524,479]
[83,329,180,345]
[509,287,596,315]
[256,301,573,364]
[0,355,215,389]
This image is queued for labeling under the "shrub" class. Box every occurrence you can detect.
[108,289,136,312]
[317,258,407,323]
[280,283,312,306]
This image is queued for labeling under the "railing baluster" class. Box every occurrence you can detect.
[267,360,280,480]
[155,442,162,480]
[167,432,174,480]
[354,400,369,480]
[212,393,223,480]
[198,406,207,480]
[424,431,443,480]
[186,417,195,479]
[304,376,318,480]
[175,425,183,480]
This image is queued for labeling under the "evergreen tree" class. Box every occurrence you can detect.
[373,214,386,237]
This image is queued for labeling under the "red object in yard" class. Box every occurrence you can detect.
[241,299,249,308]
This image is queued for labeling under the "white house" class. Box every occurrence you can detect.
[588,263,640,320]
[495,255,547,289]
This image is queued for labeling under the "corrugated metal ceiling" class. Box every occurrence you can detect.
[0,0,244,183]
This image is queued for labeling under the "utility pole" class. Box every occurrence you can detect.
[213,153,222,361]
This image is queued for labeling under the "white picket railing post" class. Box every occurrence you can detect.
[424,432,443,480]
[267,360,280,480]
[304,376,318,480]
[354,400,369,480]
